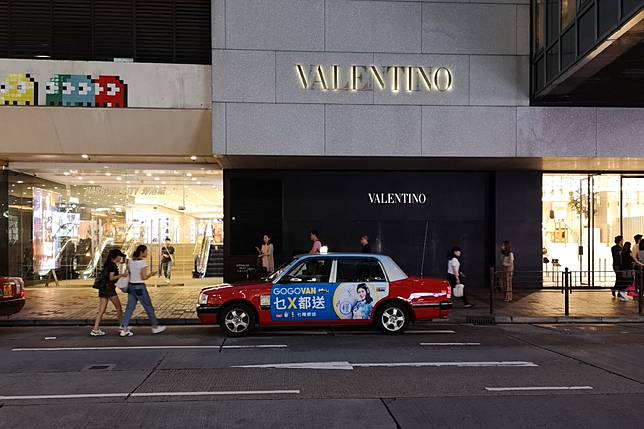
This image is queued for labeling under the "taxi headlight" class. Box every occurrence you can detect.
[198,292,208,305]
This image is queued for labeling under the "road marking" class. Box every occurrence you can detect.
[485,386,593,392]
[0,390,301,401]
[335,330,457,335]
[420,342,480,346]
[11,345,287,352]
[234,361,538,370]
[44,337,56,340]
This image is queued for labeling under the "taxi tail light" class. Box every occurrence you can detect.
[445,286,452,300]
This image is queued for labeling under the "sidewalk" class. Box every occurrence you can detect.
[2,284,643,326]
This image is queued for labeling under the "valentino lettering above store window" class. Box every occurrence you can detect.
[295,64,453,93]
[368,193,428,205]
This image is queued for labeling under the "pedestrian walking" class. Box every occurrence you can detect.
[309,230,322,254]
[500,241,515,303]
[120,244,166,337]
[611,235,624,298]
[160,237,175,282]
[90,249,127,336]
[446,246,473,308]
[256,234,274,274]
[617,242,643,302]
[360,235,372,253]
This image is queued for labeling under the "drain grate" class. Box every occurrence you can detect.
[83,364,115,371]
[466,316,496,325]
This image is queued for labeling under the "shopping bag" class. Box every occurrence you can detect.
[627,282,639,299]
[453,283,464,298]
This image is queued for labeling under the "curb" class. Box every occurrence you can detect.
[0,319,202,327]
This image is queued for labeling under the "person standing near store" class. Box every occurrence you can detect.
[634,234,642,261]
[611,235,624,298]
[360,235,372,253]
[160,238,175,282]
[120,244,166,336]
[618,242,644,302]
[90,249,127,336]
[257,234,274,274]
[500,241,515,303]
[446,246,473,308]
[309,230,322,254]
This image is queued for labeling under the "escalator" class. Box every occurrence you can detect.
[205,245,224,277]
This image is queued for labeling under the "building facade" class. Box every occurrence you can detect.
[1,0,644,289]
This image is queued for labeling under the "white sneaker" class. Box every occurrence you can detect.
[119,328,133,337]
[618,292,630,302]
[151,325,166,334]
[90,329,106,336]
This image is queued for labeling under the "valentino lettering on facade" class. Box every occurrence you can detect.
[368,193,428,204]
[296,64,453,93]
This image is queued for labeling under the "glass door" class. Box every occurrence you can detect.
[620,176,644,254]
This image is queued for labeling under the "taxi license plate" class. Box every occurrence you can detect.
[2,285,12,298]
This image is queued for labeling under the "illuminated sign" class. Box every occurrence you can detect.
[368,193,427,204]
[295,64,452,93]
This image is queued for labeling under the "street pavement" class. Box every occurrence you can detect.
[2,323,644,428]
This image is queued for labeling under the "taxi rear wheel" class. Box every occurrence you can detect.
[376,302,409,335]
[220,303,255,337]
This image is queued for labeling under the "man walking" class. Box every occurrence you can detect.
[611,235,623,298]
[160,237,175,282]
[360,235,372,253]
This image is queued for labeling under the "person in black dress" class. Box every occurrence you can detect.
[91,249,128,336]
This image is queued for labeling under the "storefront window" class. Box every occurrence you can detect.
[561,0,576,29]
[5,167,224,284]
[535,0,546,52]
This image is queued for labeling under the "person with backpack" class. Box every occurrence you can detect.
[120,244,166,337]
[90,249,128,336]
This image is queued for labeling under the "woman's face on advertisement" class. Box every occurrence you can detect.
[358,287,367,301]
[263,235,269,244]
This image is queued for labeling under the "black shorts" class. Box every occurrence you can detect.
[99,284,118,298]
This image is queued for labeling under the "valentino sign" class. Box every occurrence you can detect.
[295,64,453,93]
[368,193,428,205]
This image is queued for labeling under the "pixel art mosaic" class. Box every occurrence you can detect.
[1,73,127,107]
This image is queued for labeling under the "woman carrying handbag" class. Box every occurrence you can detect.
[446,246,473,308]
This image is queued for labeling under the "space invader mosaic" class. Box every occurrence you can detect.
[2,73,127,108]
[0,73,38,106]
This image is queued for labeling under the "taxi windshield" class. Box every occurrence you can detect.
[265,259,298,282]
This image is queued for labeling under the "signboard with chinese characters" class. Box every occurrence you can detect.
[270,282,389,322]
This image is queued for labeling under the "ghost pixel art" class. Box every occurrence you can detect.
[95,75,127,108]
[45,74,70,106]
[0,73,38,106]
[64,75,96,107]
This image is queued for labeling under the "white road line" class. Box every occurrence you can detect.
[11,345,287,352]
[0,390,300,401]
[420,342,481,346]
[235,361,538,370]
[485,386,593,392]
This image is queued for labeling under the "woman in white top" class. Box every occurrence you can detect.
[446,246,473,308]
[500,240,515,303]
[120,244,166,337]
[257,234,274,274]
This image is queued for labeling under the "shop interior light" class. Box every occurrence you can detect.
[116,176,123,181]
[154,177,160,181]
[81,154,89,159]
[190,155,197,161]
[78,177,83,180]
[17,180,23,184]
[146,173,152,177]
[105,172,111,176]
[186,173,192,177]
[63,171,70,176]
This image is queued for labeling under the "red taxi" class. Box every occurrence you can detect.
[0,277,26,317]
[197,253,452,337]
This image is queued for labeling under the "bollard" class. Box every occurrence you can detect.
[489,267,495,315]
[637,267,644,316]
[564,267,570,317]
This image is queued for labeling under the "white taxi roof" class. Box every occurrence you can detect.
[295,253,408,282]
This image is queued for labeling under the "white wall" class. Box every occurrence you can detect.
[211,0,644,159]
[0,59,211,109]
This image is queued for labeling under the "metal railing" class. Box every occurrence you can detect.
[488,267,644,317]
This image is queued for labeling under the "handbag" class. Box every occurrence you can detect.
[453,283,464,298]
[92,270,107,290]
[627,281,639,299]
[115,263,129,292]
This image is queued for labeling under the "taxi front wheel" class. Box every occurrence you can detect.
[220,303,255,337]
[376,302,409,335]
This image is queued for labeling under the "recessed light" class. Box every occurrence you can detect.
[186,173,192,177]
[191,177,197,181]
[162,181,167,185]
[63,171,71,176]
[146,173,152,177]
[81,154,89,159]
[106,172,111,176]
[116,176,123,181]
[78,177,83,180]
[17,180,24,184]
[154,177,160,181]
[190,155,197,161]
[89,180,95,184]
[197,181,201,185]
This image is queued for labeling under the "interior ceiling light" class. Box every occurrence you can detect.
[186,173,192,177]
[146,173,152,177]
[78,177,83,180]
[17,180,24,184]
[190,155,197,161]
[63,171,71,176]
[81,154,89,159]
[191,177,197,181]
[154,177,160,181]
[116,176,123,181]
[106,172,111,176]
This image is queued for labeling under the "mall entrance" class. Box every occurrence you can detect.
[543,174,644,287]
[4,164,224,286]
